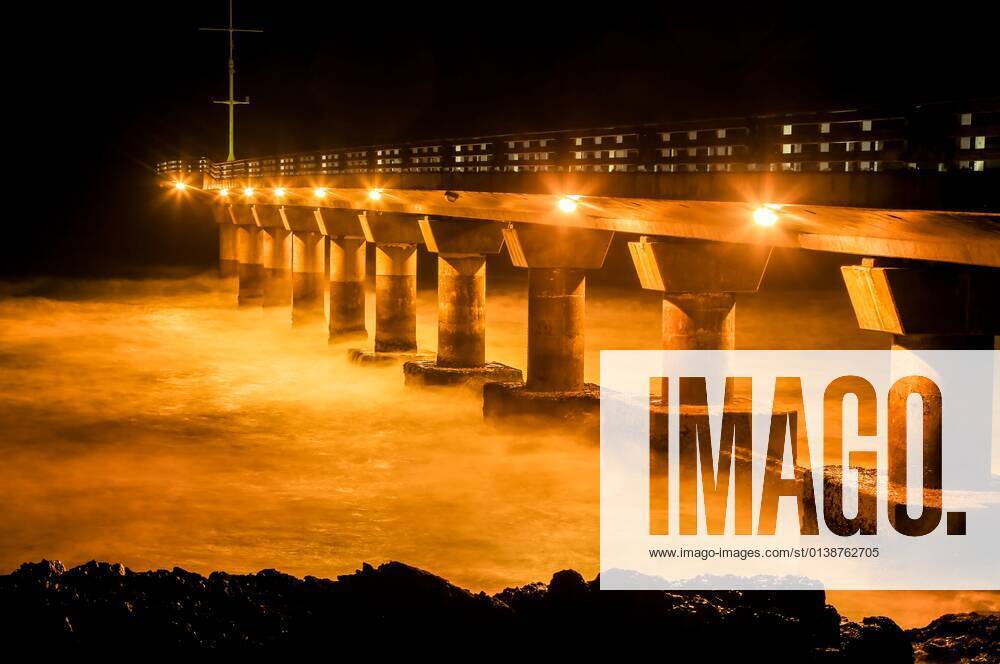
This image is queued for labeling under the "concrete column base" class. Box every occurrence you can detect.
[347,348,434,365]
[328,324,368,345]
[403,360,522,389]
[482,381,600,428]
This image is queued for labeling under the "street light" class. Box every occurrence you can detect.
[368,189,383,201]
[753,206,779,227]
[314,187,327,199]
[557,196,579,213]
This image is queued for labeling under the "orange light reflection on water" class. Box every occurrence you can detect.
[0,275,993,628]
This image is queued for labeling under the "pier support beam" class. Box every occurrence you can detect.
[260,227,292,308]
[630,238,771,482]
[404,219,522,388]
[218,223,238,279]
[235,224,263,307]
[526,267,587,391]
[328,237,368,341]
[374,243,418,351]
[251,205,291,310]
[662,294,736,350]
[842,259,999,491]
[312,208,370,342]
[483,224,613,424]
[349,213,432,363]
[842,259,999,351]
[629,236,772,351]
[228,204,265,307]
[437,255,487,366]
[291,231,326,325]
[211,205,239,280]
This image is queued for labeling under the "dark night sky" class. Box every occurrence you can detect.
[2,3,997,277]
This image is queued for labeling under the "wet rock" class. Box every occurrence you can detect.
[332,560,509,624]
[63,560,128,578]
[838,616,914,663]
[491,571,844,659]
[908,612,999,663]
[14,559,66,579]
[0,559,975,657]
[546,569,589,603]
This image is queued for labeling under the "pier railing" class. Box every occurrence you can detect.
[157,100,999,183]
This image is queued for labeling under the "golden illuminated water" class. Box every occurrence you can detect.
[0,275,995,627]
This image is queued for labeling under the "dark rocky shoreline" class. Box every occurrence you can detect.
[0,560,995,660]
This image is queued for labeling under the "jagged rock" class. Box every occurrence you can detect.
[838,616,914,663]
[332,560,509,620]
[63,560,128,577]
[547,569,588,599]
[15,559,66,578]
[0,558,966,658]
[908,613,999,663]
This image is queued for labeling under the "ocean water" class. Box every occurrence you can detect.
[0,273,993,627]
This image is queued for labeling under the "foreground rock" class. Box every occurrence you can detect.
[908,612,999,663]
[0,559,959,658]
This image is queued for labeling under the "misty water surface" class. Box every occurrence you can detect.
[0,274,995,627]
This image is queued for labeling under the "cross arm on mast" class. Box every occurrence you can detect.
[199,1,261,162]
[198,27,263,33]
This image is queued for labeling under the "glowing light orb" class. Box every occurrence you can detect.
[557,196,578,213]
[274,187,286,198]
[219,188,229,198]
[173,181,186,191]
[314,187,327,199]
[368,189,383,201]
[243,187,254,197]
[752,206,779,227]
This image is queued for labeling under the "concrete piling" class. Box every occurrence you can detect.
[219,223,238,279]
[260,227,292,308]
[374,244,417,352]
[235,224,263,306]
[328,237,367,341]
[403,218,521,387]
[525,267,586,393]
[291,231,326,325]
[482,224,613,423]
[436,255,486,368]
[662,293,736,351]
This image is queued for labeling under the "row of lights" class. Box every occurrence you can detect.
[207,185,565,210]
[175,181,779,226]
[212,186,360,201]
